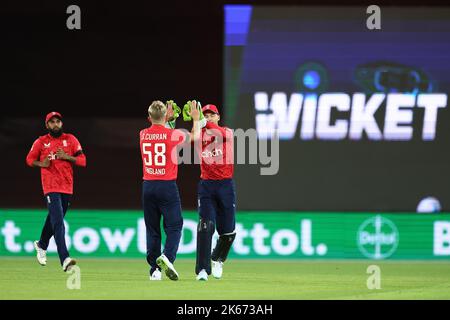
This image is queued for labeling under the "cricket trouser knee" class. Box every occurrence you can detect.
[195,218,215,274]
[211,232,236,263]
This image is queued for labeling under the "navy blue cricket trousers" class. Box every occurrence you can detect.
[142,180,183,273]
[38,192,71,265]
[198,179,236,235]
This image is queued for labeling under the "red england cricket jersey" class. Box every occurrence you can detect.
[26,133,86,195]
[199,122,234,180]
[140,125,186,180]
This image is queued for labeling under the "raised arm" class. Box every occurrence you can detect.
[183,100,207,129]
[188,101,201,143]
[165,100,182,129]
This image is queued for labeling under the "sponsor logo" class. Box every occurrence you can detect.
[2,212,447,258]
[0,218,327,257]
[357,215,399,259]
[201,148,223,158]
[44,143,51,148]
[47,152,57,160]
[434,221,450,256]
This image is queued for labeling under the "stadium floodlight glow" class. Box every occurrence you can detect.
[303,71,321,90]
[417,197,441,213]
[254,92,447,141]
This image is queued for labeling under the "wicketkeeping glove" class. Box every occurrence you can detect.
[166,100,181,129]
[182,100,204,121]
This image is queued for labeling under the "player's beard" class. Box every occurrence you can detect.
[48,127,63,138]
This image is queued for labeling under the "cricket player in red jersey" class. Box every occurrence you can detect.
[26,112,86,272]
[194,104,236,281]
[140,100,201,281]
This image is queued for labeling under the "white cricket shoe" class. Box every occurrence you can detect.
[62,257,77,272]
[156,254,179,281]
[212,260,223,279]
[150,269,162,281]
[196,269,208,281]
[33,241,47,266]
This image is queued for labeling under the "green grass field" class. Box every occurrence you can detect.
[1,257,450,299]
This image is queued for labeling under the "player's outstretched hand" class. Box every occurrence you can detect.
[166,102,175,122]
[183,100,204,121]
[190,100,200,121]
[166,100,181,122]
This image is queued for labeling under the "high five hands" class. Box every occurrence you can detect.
[183,100,204,121]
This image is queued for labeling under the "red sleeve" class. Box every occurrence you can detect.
[70,135,87,167]
[74,153,86,167]
[26,139,41,167]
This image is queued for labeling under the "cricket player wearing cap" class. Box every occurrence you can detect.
[191,104,236,281]
[140,100,201,281]
[26,112,86,272]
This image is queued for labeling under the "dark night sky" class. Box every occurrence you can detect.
[0,0,447,209]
